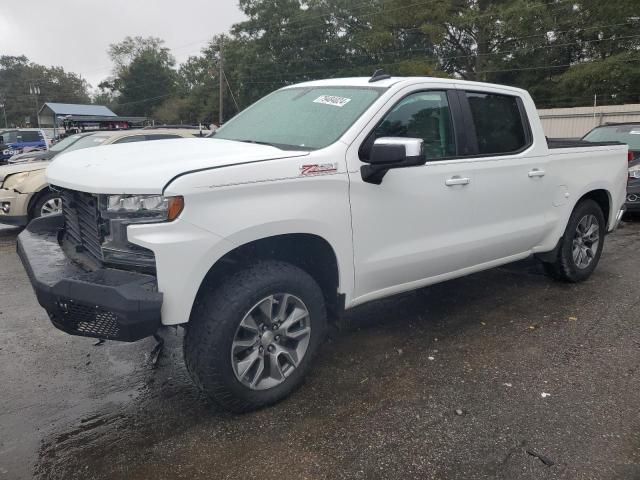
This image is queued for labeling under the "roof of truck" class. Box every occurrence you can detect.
[285,76,529,96]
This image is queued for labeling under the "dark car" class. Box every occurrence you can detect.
[583,123,640,212]
[0,129,49,164]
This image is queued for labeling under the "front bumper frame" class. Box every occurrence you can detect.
[17,214,162,341]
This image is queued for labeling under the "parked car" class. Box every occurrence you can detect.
[0,129,49,164]
[7,132,95,164]
[18,75,627,412]
[0,129,202,226]
[583,122,640,212]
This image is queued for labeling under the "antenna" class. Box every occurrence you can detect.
[369,69,391,83]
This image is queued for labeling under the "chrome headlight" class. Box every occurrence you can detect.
[629,164,640,179]
[105,194,184,222]
[99,194,183,271]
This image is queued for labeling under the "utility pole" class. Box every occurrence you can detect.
[219,36,224,126]
[29,83,41,128]
[0,99,7,128]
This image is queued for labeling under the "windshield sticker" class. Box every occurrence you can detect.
[299,163,338,176]
[313,95,351,107]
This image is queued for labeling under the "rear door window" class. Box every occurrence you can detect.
[18,131,43,142]
[464,92,528,155]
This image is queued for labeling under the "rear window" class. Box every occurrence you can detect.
[1,131,18,143]
[18,131,43,142]
[466,92,528,155]
[583,125,640,150]
[145,134,182,140]
[113,135,147,144]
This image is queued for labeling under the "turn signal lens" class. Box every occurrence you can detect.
[167,196,184,221]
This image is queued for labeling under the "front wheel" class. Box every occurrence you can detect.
[32,190,62,219]
[184,261,327,412]
[541,199,605,282]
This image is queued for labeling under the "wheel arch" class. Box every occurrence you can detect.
[194,233,344,321]
[575,188,611,226]
[26,186,53,219]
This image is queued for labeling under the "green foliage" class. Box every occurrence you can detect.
[0,55,90,127]
[101,36,178,116]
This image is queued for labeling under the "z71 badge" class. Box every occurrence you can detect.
[299,163,339,176]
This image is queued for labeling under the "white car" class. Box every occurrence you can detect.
[18,74,627,412]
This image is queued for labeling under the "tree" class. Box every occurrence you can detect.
[101,36,178,116]
[0,55,90,127]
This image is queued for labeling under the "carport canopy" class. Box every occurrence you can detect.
[38,103,117,127]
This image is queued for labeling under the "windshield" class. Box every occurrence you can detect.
[583,125,640,150]
[50,134,84,152]
[213,86,384,150]
[56,134,111,154]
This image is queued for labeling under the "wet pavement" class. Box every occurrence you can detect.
[1,222,639,479]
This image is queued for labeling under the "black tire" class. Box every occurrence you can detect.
[31,190,62,219]
[184,261,327,412]
[541,199,605,282]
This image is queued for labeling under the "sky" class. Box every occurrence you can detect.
[0,0,246,90]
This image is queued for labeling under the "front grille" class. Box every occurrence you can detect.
[60,189,104,262]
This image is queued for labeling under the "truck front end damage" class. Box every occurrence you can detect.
[17,188,167,341]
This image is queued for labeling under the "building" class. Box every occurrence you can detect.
[538,104,640,139]
[38,102,147,138]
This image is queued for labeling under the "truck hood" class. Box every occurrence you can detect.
[46,138,310,194]
[0,160,50,183]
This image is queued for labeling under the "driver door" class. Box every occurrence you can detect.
[347,86,481,303]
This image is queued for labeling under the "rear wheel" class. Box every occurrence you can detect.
[184,261,327,412]
[541,199,605,282]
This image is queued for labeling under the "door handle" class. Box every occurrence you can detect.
[528,168,545,177]
[445,176,470,186]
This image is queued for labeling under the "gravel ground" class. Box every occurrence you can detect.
[0,222,639,480]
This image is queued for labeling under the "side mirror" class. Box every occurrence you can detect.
[361,137,425,184]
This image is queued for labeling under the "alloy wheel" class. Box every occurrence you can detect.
[572,214,600,269]
[40,197,62,216]
[231,293,311,390]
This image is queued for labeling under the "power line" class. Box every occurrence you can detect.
[223,70,240,112]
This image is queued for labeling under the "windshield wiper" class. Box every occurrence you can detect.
[237,139,279,147]
[235,139,313,151]
[210,135,314,151]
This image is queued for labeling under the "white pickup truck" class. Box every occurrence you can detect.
[18,74,627,412]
